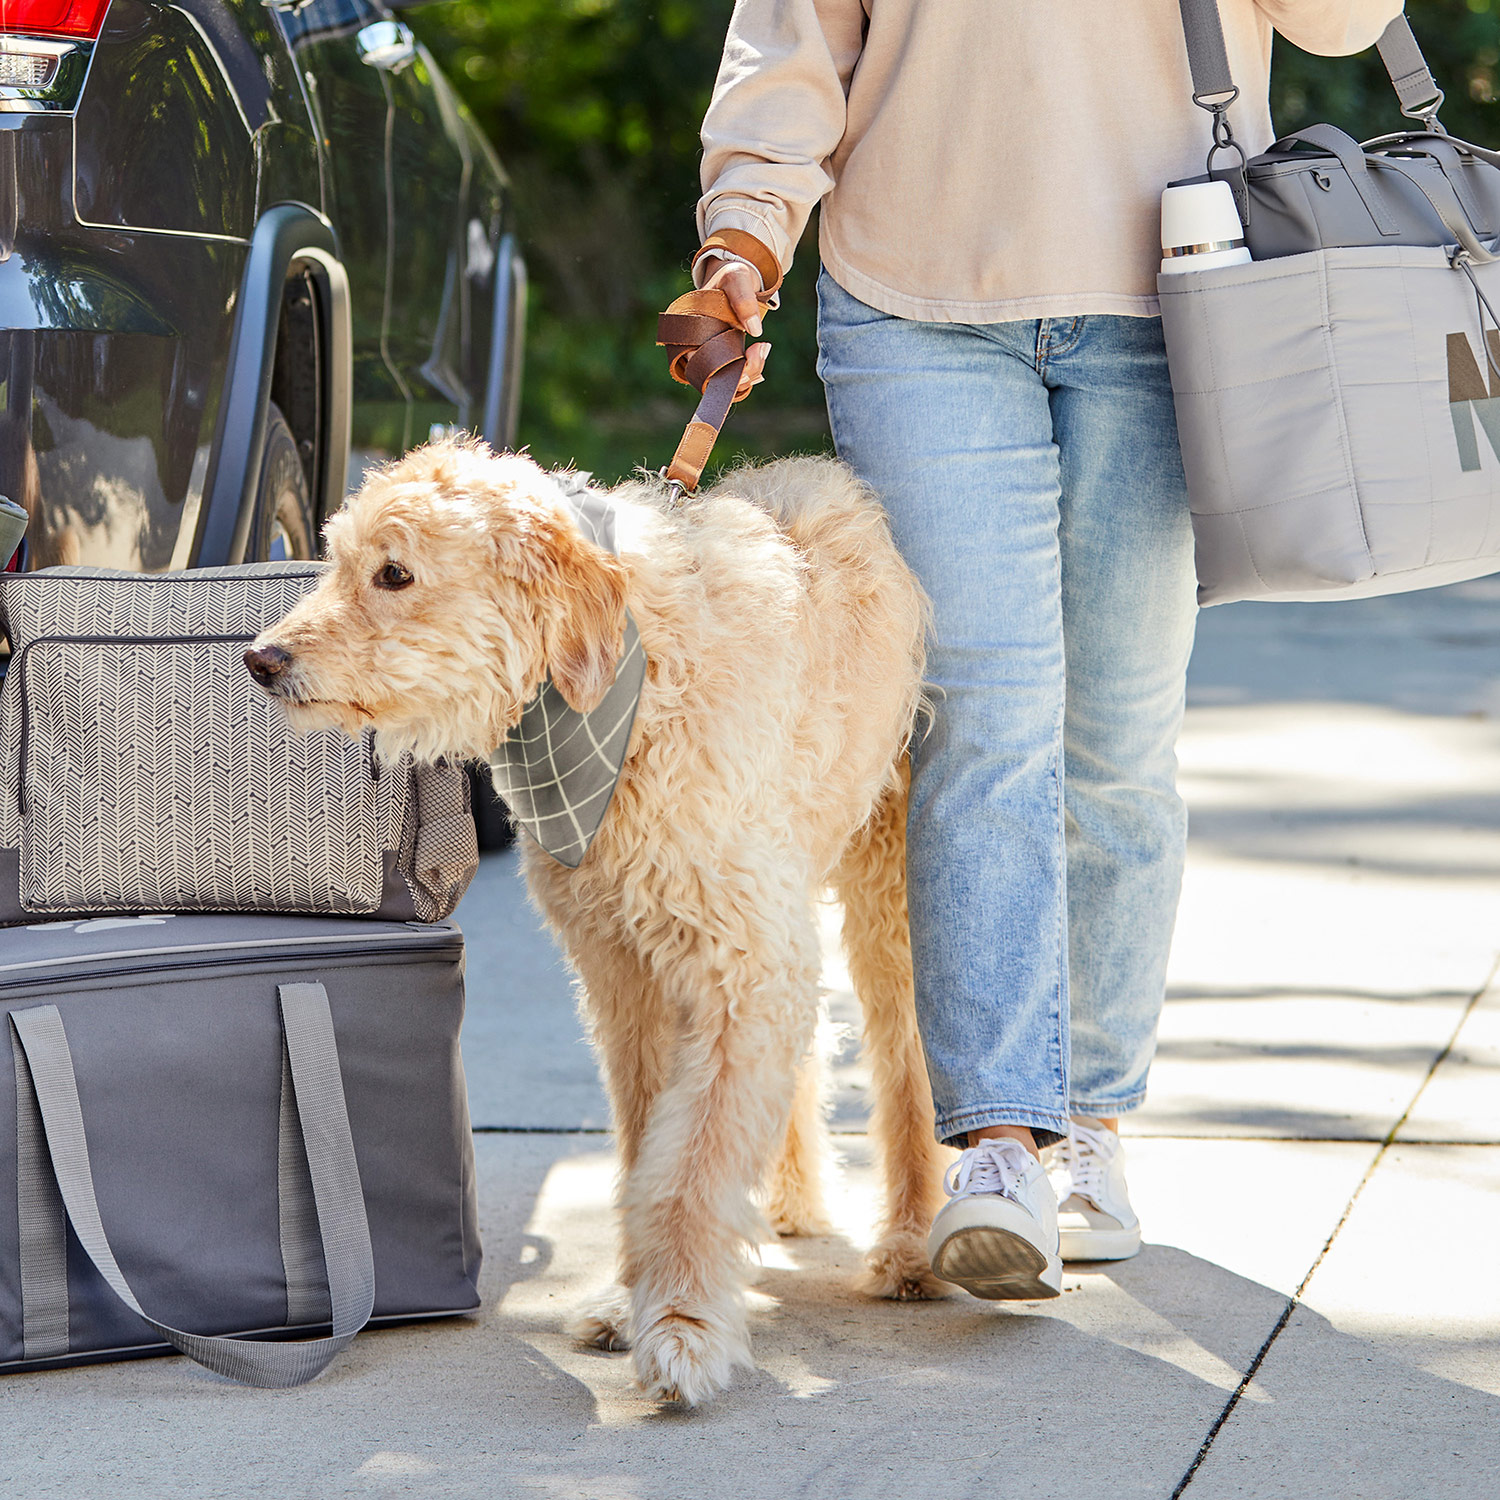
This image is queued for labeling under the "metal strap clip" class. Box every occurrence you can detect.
[657,469,688,506]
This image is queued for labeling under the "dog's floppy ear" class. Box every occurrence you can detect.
[536,518,629,715]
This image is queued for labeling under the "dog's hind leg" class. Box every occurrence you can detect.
[620,870,822,1404]
[563,925,672,1353]
[833,762,952,1301]
[765,1038,832,1237]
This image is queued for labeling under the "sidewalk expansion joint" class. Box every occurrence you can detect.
[1170,946,1500,1500]
[470,1126,1500,1143]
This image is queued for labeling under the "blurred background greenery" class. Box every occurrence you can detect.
[410,0,1500,484]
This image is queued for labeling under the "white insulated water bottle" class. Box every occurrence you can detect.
[1159,180,1252,274]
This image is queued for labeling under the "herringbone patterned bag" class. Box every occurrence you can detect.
[0,565,477,926]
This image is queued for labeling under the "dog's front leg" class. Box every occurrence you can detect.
[558,925,673,1354]
[619,884,821,1406]
[567,924,673,1177]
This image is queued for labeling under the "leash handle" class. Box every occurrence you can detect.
[657,231,781,494]
[657,287,749,493]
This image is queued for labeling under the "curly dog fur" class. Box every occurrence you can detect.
[247,438,951,1403]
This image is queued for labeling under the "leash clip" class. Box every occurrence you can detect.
[657,468,689,506]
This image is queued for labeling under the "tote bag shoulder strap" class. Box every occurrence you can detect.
[1175,0,1445,132]
[1374,15,1445,123]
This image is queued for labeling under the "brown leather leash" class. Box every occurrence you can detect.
[656,230,781,496]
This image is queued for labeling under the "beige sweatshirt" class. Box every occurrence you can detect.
[697,0,1407,322]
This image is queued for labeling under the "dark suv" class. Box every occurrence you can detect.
[0,0,525,573]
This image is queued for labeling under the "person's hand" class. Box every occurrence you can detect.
[697,256,771,399]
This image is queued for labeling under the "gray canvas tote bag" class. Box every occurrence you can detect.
[0,564,478,925]
[0,913,481,1383]
[1161,3,1500,604]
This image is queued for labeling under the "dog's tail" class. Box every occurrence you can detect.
[703,453,896,558]
[832,758,951,1297]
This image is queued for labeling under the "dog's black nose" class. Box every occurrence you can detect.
[244,643,292,685]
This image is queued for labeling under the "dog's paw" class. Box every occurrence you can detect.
[630,1305,751,1407]
[858,1230,952,1301]
[569,1286,633,1351]
[763,1172,832,1238]
[764,1194,833,1239]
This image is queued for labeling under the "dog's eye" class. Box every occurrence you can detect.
[375,561,414,591]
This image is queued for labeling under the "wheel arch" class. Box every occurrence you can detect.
[481,231,527,452]
[193,203,352,566]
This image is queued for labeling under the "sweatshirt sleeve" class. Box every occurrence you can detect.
[1253,0,1406,57]
[696,0,867,277]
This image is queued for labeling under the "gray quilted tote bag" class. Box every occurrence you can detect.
[0,564,478,925]
[1162,3,1500,603]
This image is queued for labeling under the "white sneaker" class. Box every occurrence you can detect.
[926,1138,1062,1300]
[1046,1117,1142,1262]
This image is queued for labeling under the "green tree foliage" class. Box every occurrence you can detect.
[1273,0,1499,142]
[411,0,808,481]
[412,0,1497,483]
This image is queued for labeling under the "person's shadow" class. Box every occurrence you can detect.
[728,1231,1500,1500]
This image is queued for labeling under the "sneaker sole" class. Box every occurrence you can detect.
[1058,1223,1142,1263]
[930,1225,1063,1301]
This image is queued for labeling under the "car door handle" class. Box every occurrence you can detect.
[356,20,416,72]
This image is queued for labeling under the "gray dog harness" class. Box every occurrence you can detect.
[485,475,646,868]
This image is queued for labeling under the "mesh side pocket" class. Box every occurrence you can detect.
[402,760,479,922]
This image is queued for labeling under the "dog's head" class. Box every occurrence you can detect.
[244,437,629,762]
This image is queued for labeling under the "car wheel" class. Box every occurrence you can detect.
[251,402,316,562]
[469,761,516,853]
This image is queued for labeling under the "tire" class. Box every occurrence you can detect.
[250,402,316,562]
[469,761,516,853]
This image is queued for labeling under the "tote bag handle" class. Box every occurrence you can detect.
[9,981,375,1388]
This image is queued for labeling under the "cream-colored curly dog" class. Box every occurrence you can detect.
[246,438,950,1404]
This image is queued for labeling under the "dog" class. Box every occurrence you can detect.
[244,438,950,1404]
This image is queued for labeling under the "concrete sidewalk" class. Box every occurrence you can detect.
[7,580,1500,1498]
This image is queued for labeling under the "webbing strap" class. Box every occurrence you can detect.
[12,1032,67,1361]
[9,983,373,1388]
[278,1042,330,1327]
[1176,3,1440,123]
[1176,0,1236,104]
[1376,17,1443,116]
[12,1012,338,1360]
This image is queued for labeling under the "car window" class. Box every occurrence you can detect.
[274,0,377,50]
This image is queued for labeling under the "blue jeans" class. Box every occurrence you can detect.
[816,269,1198,1148]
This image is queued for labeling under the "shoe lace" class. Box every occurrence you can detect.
[1056,1120,1118,1209]
[942,1137,1033,1203]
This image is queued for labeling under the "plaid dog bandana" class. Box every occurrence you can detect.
[485,474,646,868]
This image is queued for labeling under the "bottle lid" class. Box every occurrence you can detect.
[1161,180,1246,256]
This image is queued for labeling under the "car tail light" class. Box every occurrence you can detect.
[0,0,111,40]
[0,51,51,83]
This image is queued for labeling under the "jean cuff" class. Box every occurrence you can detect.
[1068,1089,1147,1119]
[934,1104,1070,1151]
